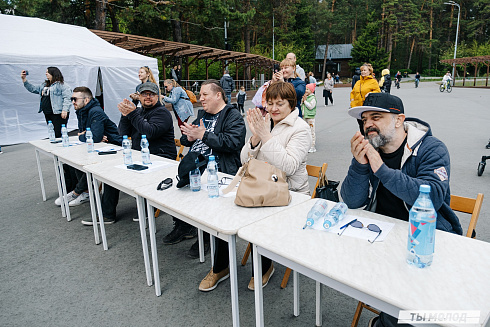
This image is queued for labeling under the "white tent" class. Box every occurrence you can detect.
[0,14,159,145]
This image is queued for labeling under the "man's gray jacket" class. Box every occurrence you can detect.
[341,118,463,235]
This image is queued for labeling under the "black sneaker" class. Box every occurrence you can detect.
[162,225,197,245]
[187,239,210,259]
[486,143,490,149]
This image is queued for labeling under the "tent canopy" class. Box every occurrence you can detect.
[0,14,158,145]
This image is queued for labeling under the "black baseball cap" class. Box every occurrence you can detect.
[348,93,404,120]
[139,82,159,94]
[176,152,208,188]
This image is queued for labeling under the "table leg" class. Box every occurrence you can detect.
[227,235,240,327]
[210,235,215,268]
[57,159,71,222]
[316,281,322,326]
[35,149,47,201]
[294,270,300,316]
[136,196,153,287]
[145,200,160,295]
[198,228,204,263]
[86,172,100,245]
[52,156,66,218]
[92,176,108,250]
[252,244,264,327]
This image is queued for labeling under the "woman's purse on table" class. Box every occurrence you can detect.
[222,156,291,207]
[315,169,339,202]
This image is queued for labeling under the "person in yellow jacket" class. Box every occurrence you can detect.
[350,63,381,108]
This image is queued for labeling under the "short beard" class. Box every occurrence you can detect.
[365,119,397,150]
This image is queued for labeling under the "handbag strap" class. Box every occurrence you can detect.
[221,165,245,195]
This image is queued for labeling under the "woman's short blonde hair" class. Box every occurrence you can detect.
[280,58,298,78]
[361,63,374,74]
[164,79,180,87]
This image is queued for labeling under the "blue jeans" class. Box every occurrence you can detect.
[226,94,232,104]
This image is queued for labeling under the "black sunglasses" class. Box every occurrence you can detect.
[157,178,172,191]
[338,219,382,243]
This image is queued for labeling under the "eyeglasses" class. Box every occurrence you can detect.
[140,92,156,98]
[338,219,382,243]
[218,176,233,187]
[70,97,86,102]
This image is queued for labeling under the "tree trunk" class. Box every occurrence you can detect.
[407,38,415,70]
[428,0,433,73]
[95,0,107,30]
[172,14,182,43]
[245,29,251,80]
[108,5,119,32]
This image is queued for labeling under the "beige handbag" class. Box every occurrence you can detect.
[223,157,291,207]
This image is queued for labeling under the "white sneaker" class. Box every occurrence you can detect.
[308,147,317,153]
[69,192,90,206]
[54,191,77,206]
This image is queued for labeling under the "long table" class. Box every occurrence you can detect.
[51,143,123,243]
[134,171,311,326]
[84,156,179,291]
[238,199,490,327]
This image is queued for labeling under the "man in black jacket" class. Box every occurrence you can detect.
[219,70,235,104]
[82,82,177,225]
[56,86,122,209]
[162,80,246,265]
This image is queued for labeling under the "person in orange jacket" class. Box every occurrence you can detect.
[350,63,381,108]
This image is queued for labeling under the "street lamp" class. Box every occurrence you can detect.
[444,1,460,86]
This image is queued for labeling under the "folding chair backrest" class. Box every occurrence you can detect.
[175,138,185,161]
[306,163,328,199]
[450,193,484,238]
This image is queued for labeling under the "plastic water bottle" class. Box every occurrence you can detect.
[140,135,151,165]
[207,155,219,198]
[47,121,55,142]
[122,135,132,165]
[303,199,329,229]
[61,124,69,147]
[189,157,201,192]
[407,185,436,268]
[323,202,348,229]
[85,128,94,153]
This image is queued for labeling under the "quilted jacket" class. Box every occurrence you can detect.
[340,118,463,235]
[240,109,312,195]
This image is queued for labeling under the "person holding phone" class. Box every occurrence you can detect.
[21,67,72,137]
[271,58,306,118]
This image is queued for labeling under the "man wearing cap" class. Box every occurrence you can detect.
[341,92,462,327]
[82,82,176,225]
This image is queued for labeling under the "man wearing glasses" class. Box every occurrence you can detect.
[82,82,177,226]
[341,92,462,327]
[55,86,122,209]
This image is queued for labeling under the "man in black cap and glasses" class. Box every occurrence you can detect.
[81,82,176,225]
[340,92,462,327]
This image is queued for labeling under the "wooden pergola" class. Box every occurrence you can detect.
[90,30,278,84]
[440,56,490,87]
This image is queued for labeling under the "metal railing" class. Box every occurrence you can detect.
[161,80,259,95]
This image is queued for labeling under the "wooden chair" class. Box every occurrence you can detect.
[240,163,329,289]
[350,193,484,327]
[154,139,186,218]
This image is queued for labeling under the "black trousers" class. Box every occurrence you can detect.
[323,90,333,105]
[63,165,88,195]
[213,240,271,277]
[43,113,69,138]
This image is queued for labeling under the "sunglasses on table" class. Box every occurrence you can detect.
[338,219,382,243]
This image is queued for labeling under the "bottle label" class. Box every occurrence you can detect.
[408,216,436,256]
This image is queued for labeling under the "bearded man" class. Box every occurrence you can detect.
[340,92,462,326]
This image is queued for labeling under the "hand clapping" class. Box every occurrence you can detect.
[117,98,136,116]
[246,107,271,147]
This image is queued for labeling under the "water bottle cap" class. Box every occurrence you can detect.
[142,135,147,138]
[209,155,215,161]
[48,121,52,123]
[61,124,65,127]
[123,135,128,139]
[419,184,430,193]
[86,128,91,131]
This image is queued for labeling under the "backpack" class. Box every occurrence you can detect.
[182,87,197,103]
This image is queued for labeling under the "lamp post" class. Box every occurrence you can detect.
[444,1,460,86]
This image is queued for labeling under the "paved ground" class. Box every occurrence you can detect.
[1,81,489,327]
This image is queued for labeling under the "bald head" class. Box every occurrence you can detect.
[286,53,297,63]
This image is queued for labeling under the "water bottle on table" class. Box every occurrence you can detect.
[47,121,55,142]
[61,124,69,147]
[140,135,151,165]
[207,155,219,198]
[407,184,436,268]
[323,202,348,229]
[303,199,329,229]
[85,128,94,153]
[122,135,132,165]
[189,158,201,192]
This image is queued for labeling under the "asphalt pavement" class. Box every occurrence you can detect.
[1,80,489,327]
